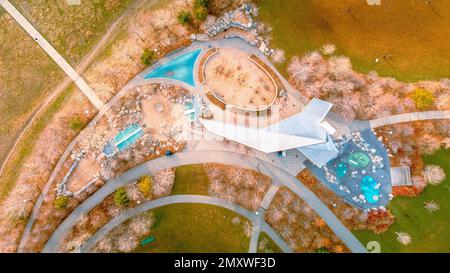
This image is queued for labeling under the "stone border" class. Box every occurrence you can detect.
[198,48,218,84]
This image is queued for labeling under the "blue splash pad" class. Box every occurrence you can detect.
[361,175,380,204]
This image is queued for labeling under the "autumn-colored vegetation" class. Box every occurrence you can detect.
[286,51,449,121]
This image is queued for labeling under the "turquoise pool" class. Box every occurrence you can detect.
[361,175,380,204]
[144,48,202,87]
[114,123,144,151]
[185,102,196,120]
[335,162,348,178]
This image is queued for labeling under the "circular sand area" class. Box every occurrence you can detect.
[203,48,277,111]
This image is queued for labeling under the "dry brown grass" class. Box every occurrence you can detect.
[265,187,349,253]
[0,86,96,252]
[0,13,64,171]
[10,0,135,64]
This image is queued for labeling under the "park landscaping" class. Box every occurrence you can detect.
[354,149,450,253]
[133,203,251,253]
[257,0,450,82]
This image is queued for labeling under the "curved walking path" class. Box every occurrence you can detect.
[369,110,450,128]
[42,150,367,253]
[79,195,291,253]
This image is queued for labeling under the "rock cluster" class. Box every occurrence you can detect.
[56,151,85,197]
[192,3,254,40]
[205,4,254,37]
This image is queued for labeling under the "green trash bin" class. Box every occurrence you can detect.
[141,236,155,246]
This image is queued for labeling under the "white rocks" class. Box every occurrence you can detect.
[204,4,255,37]
[190,34,210,42]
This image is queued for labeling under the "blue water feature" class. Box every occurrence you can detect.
[335,162,348,178]
[103,142,116,156]
[144,49,202,87]
[361,175,380,204]
[114,123,144,151]
[184,102,197,121]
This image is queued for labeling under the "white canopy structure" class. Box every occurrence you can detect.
[200,98,340,167]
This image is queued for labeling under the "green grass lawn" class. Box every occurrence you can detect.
[257,232,282,253]
[354,149,450,253]
[133,203,250,253]
[171,165,210,195]
[258,0,450,82]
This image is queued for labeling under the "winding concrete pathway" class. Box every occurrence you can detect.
[42,150,367,253]
[0,0,104,109]
[79,195,290,253]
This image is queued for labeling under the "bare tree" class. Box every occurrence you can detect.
[417,134,441,155]
[423,165,446,185]
[288,56,315,86]
[244,222,253,238]
[424,200,440,213]
[116,234,139,253]
[271,49,286,64]
[328,56,352,80]
[321,44,336,56]
[395,232,412,246]
[94,236,113,253]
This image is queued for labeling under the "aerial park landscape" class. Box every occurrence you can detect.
[0,0,448,257]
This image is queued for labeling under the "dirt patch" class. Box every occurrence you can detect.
[203,48,277,111]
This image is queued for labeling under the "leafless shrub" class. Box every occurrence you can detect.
[271,49,285,64]
[423,165,446,185]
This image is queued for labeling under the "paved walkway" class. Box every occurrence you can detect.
[42,150,367,253]
[248,185,280,253]
[79,195,289,253]
[0,0,104,109]
[369,110,450,128]
[248,209,265,253]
